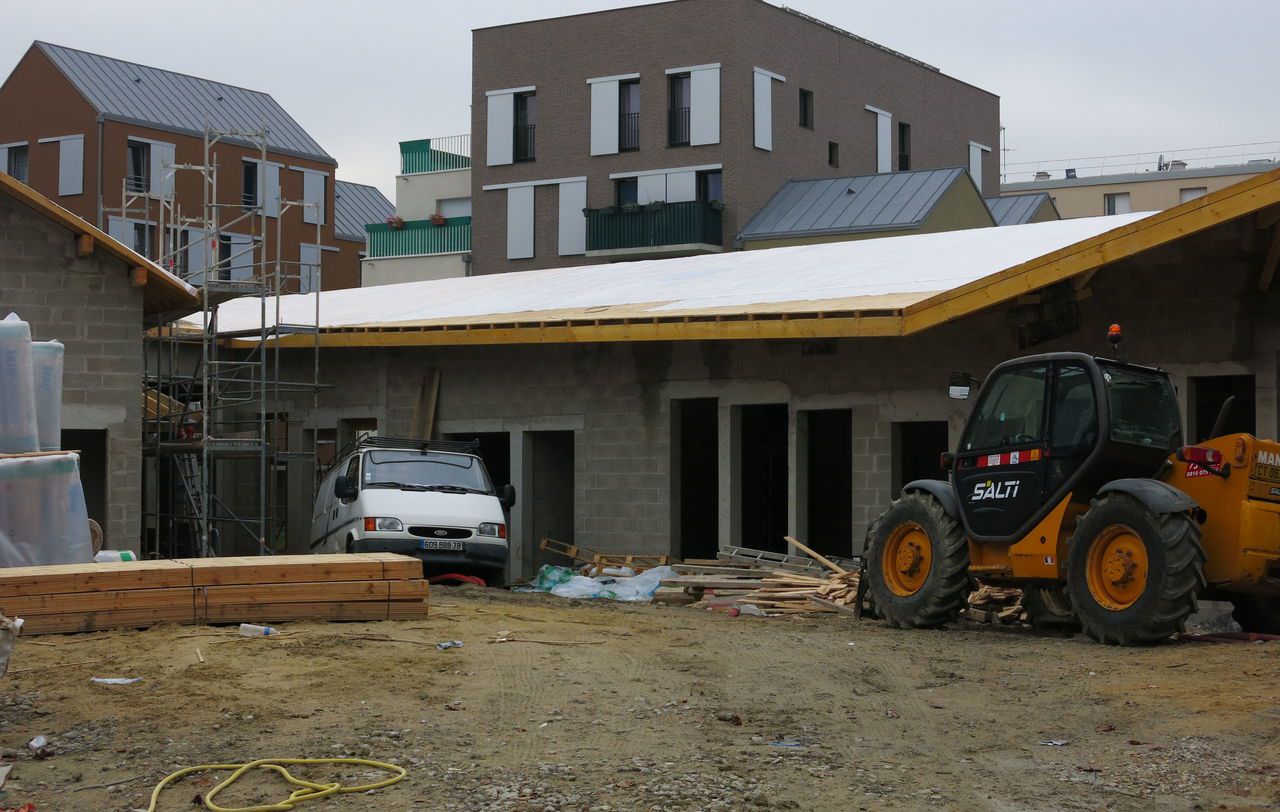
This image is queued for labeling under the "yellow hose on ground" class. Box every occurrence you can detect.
[146,757,407,812]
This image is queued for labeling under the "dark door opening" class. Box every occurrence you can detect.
[446,432,512,492]
[62,429,107,540]
[1190,375,1255,442]
[892,421,950,492]
[805,409,852,556]
[528,431,575,573]
[672,399,719,560]
[739,404,789,553]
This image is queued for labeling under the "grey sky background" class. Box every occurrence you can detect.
[3,0,1277,200]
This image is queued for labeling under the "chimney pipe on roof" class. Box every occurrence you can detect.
[1034,171,1051,181]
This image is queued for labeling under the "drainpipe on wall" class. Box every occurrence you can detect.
[95,115,104,229]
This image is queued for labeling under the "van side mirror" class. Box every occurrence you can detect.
[948,370,974,400]
[335,475,357,501]
[501,483,517,509]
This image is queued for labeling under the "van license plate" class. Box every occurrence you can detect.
[418,539,463,552]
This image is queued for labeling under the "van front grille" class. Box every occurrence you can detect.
[408,526,472,540]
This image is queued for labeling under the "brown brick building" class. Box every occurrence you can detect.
[0,42,361,291]
[470,0,1000,275]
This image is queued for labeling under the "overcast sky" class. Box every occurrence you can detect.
[3,0,1277,199]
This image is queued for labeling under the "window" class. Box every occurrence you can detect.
[242,161,259,209]
[1103,364,1182,451]
[697,170,723,204]
[217,235,232,281]
[798,88,814,129]
[615,177,639,206]
[174,229,190,276]
[897,122,911,171]
[131,222,156,259]
[1104,192,1131,215]
[5,145,29,183]
[962,364,1047,451]
[363,450,494,492]
[126,141,150,193]
[619,80,640,152]
[514,92,536,161]
[668,73,691,146]
[1046,364,1097,491]
[439,197,471,218]
[1179,187,1208,204]
[828,141,839,168]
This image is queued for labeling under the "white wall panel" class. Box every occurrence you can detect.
[690,67,720,146]
[487,93,514,166]
[506,185,535,259]
[57,136,83,196]
[590,80,620,157]
[666,171,697,203]
[558,180,586,256]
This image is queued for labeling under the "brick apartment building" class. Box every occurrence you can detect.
[470,0,999,274]
[0,42,363,291]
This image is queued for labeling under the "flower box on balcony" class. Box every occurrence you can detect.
[429,213,447,226]
[386,215,406,229]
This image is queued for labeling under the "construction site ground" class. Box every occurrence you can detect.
[2,586,1277,812]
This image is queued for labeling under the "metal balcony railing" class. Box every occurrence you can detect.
[619,112,640,151]
[514,124,536,161]
[126,174,149,194]
[668,107,690,146]
[365,217,472,259]
[400,135,471,174]
[585,200,722,253]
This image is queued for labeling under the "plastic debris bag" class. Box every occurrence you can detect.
[531,564,577,592]
[549,575,609,599]
[608,565,675,602]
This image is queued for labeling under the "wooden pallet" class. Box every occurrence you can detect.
[0,553,429,635]
[540,537,669,571]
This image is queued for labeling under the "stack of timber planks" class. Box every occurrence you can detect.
[962,584,1025,624]
[0,553,428,635]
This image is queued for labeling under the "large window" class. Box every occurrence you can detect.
[1102,365,1182,451]
[798,88,814,129]
[363,451,494,493]
[5,145,28,183]
[619,80,640,152]
[514,92,536,161]
[668,73,691,146]
[962,365,1047,451]
[1104,192,1131,215]
[615,177,638,206]
[697,169,722,204]
[126,141,150,193]
[897,122,911,171]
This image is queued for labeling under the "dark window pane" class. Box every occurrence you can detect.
[962,365,1048,451]
[698,170,722,203]
[616,178,638,206]
[897,122,911,171]
[799,89,814,129]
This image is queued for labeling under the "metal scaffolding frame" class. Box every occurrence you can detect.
[140,126,322,558]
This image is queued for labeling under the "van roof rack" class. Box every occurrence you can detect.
[323,433,480,475]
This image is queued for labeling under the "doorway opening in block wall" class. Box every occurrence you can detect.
[63,429,106,545]
[1189,374,1255,442]
[526,430,575,575]
[803,409,852,557]
[447,432,513,542]
[738,404,789,553]
[671,398,719,561]
[891,421,950,493]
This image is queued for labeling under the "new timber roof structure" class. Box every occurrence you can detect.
[202,168,1280,347]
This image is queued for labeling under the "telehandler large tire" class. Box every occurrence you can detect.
[1230,595,1280,634]
[866,491,970,629]
[1066,493,1205,646]
[1022,585,1081,633]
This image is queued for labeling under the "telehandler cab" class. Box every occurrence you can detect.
[867,326,1280,645]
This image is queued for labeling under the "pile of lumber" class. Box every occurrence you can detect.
[0,553,429,635]
[962,584,1025,624]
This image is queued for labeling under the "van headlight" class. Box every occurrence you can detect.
[477,522,506,538]
[364,517,403,532]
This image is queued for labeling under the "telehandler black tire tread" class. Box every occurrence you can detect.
[1230,595,1280,634]
[1022,586,1081,633]
[866,491,970,630]
[1066,493,1205,646]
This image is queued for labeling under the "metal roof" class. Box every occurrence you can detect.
[739,167,973,241]
[1001,161,1280,193]
[985,193,1056,226]
[35,42,333,164]
[333,181,394,242]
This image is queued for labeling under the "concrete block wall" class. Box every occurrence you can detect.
[0,195,144,551]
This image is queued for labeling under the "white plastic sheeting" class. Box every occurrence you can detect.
[197,212,1151,336]
[0,314,38,454]
[0,452,92,568]
[31,341,64,451]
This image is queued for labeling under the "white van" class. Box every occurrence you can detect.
[310,436,515,582]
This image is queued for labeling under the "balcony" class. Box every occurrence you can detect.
[514,124,536,162]
[365,217,471,259]
[584,200,723,260]
[399,135,471,174]
[619,111,639,151]
[668,106,690,146]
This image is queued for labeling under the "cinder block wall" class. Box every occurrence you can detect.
[0,195,144,551]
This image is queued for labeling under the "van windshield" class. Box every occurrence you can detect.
[362,451,493,493]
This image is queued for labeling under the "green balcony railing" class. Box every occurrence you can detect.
[366,217,471,258]
[585,200,723,252]
[399,135,471,174]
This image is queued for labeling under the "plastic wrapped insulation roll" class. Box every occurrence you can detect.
[0,313,39,454]
[31,340,64,452]
[0,452,92,567]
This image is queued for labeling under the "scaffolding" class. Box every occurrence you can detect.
[138,126,323,558]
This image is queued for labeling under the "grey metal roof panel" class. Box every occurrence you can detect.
[334,181,394,242]
[36,41,333,164]
[740,167,968,240]
[1000,161,1279,192]
[985,193,1054,226]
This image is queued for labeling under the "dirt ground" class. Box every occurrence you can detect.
[0,586,1277,812]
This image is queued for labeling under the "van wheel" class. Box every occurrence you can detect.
[346,536,355,554]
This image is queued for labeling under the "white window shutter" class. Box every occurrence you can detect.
[264,164,280,218]
[107,216,129,245]
[637,174,667,204]
[558,180,586,256]
[969,142,991,192]
[185,227,208,286]
[487,93,515,166]
[864,107,892,174]
[506,186,535,259]
[302,171,324,225]
[590,81,620,156]
[229,234,254,281]
[753,71,773,151]
[666,171,697,203]
[58,136,84,196]
[0,147,7,175]
[298,244,320,293]
[151,142,175,196]
[690,67,720,146]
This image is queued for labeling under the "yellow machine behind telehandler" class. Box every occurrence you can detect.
[867,325,1280,645]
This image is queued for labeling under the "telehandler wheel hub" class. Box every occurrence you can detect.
[883,522,933,597]
[1085,525,1148,611]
